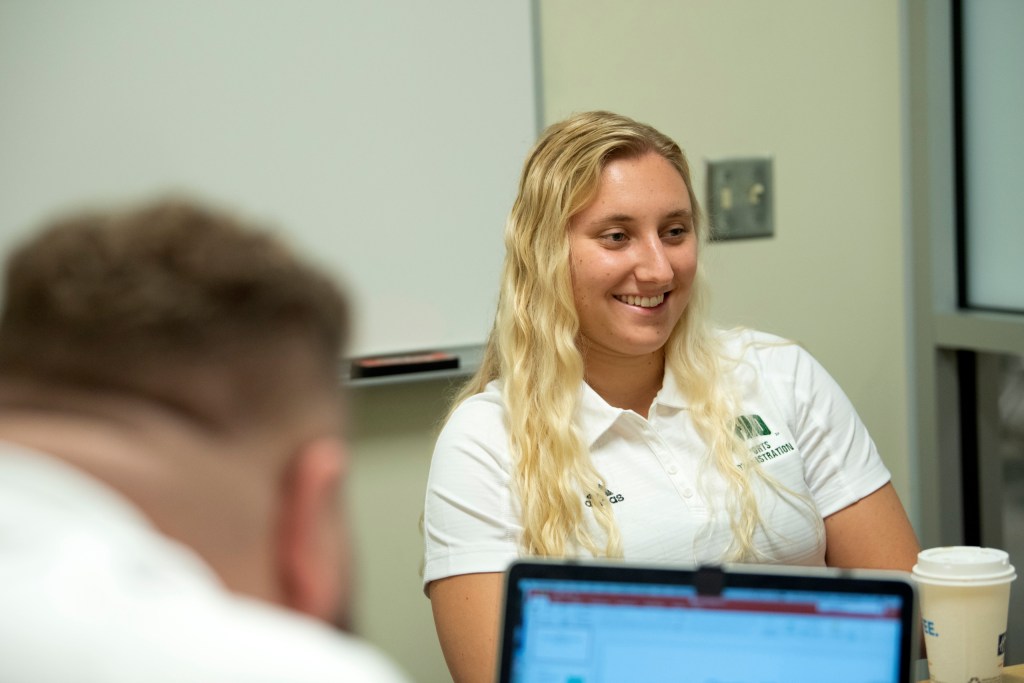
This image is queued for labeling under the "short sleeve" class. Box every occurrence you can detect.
[778,342,891,517]
[421,390,521,589]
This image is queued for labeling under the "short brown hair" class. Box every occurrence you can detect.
[0,198,349,431]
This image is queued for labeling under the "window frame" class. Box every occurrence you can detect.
[905,0,1024,548]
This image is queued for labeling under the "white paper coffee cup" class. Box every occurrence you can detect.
[912,546,1016,683]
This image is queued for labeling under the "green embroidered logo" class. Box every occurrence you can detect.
[734,414,771,440]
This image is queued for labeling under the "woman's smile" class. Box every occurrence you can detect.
[568,152,697,361]
[614,292,667,308]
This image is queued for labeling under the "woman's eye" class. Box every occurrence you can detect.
[603,232,628,243]
[664,225,689,239]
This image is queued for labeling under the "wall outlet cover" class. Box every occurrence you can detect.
[705,157,774,240]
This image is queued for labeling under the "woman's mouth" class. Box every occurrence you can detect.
[615,293,666,308]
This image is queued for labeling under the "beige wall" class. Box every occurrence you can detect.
[347,379,453,683]
[349,3,913,681]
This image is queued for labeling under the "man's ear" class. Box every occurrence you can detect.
[275,437,350,622]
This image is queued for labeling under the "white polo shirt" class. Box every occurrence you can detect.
[422,329,890,587]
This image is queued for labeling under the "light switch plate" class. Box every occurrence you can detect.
[705,157,774,240]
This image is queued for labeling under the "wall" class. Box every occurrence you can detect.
[348,2,912,681]
[347,379,454,683]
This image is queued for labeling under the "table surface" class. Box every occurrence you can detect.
[919,662,1024,682]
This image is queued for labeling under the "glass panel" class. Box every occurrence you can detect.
[977,353,1024,663]
[995,355,1024,661]
[962,1,1024,312]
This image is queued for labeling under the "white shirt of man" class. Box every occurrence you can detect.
[0,444,411,683]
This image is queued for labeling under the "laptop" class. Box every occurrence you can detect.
[497,560,919,683]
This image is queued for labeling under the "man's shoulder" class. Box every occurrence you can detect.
[0,452,411,683]
[0,563,410,682]
[205,598,412,682]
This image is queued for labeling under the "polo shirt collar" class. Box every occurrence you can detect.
[653,367,689,409]
[577,382,624,446]
[576,369,688,447]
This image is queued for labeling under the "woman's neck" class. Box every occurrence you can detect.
[582,350,666,417]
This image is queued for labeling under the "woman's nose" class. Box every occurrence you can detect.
[634,237,673,284]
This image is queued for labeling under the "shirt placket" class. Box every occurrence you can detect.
[621,411,702,510]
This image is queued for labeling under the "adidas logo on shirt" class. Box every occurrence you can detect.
[584,485,625,508]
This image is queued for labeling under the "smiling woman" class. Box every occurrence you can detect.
[568,152,698,413]
[421,111,921,683]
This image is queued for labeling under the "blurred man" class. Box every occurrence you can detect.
[0,199,410,682]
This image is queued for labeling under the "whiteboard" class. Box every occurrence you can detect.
[0,1,539,357]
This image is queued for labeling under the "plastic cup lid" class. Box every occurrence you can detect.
[912,546,1017,585]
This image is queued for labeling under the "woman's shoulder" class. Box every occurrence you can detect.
[438,380,508,443]
[447,379,506,419]
[431,380,513,474]
[716,326,803,361]
[714,327,838,393]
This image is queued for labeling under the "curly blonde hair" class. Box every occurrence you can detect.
[453,111,778,561]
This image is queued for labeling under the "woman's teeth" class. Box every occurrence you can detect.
[617,293,665,308]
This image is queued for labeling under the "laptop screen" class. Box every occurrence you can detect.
[497,561,918,683]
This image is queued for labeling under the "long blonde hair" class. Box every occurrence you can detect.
[453,111,776,561]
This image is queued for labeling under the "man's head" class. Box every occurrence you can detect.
[0,198,347,431]
[0,197,353,622]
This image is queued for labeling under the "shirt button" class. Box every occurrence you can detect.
[667,465,678,475]
[682,488,694,498]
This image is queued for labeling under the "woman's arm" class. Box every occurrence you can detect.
[428,572,505,683]
[421,392,519,682]
[823,482,920,570]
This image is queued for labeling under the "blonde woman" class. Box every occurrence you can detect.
[422,111,919,683]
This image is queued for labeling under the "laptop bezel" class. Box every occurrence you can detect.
[496,559,919,683]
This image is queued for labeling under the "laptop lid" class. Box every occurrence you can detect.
[497,560,918,683]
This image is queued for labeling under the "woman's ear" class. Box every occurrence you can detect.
[275,436,351,623]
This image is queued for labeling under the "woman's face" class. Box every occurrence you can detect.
[567,152,697,364]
